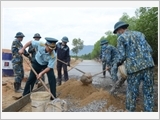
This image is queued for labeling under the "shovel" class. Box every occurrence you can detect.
[57,59,110,85]
[22,54,55,99]
[57,59,85,74]
[80,69,109,85]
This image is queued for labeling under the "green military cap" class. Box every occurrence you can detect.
[61,36,69,42]
[33,33,41,38]
[113,21,129,34]
[15,32,25,38]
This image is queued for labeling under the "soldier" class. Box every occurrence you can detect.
[55,36,70,86]
[100,39,123,93]
[99,40,108,78]
[11,32,30,93]
[28,33,45,87]
[113,21,155,111]
[19,37,58,100]
[28,33,41,63]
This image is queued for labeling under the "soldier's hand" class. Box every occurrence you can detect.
[18,49,24,55]
[37,72,43,80]
[106,66,110,70]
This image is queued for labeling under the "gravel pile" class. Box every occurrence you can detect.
[65,99,107,112]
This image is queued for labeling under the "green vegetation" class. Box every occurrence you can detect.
[71,38,84,59]
[90,7,158,64]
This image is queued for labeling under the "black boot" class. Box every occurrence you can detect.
[14,82,24,93]
[57,78,62,86]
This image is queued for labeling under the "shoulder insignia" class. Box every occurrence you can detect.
[40,42,45,46]
[50,52,54,58]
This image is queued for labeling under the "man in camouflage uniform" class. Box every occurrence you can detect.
[99,40,108,78]
[19,37,58,100]
[28,33,45,86]
[55,36,70,86]
[11,32,30,93]
[100,39,123,93]
[113,21,155,112]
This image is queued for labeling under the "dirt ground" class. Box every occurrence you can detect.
[2,50,79,110]
[2,49,158,112]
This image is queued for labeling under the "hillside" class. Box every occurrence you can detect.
[70,45,94,56]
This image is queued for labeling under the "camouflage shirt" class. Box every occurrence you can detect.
[117,30,155,74]
[102,44,119,67]
[11,39,29,64]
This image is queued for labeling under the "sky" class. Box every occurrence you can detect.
[1,1,141,50]
[1,1,159,120]
[2,7,137,50]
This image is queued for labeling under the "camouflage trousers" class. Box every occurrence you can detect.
[102,61,106,76]
[12,63,24,83]
[102,61,118,82]
[108,63,118,82]
[126,67,154,111]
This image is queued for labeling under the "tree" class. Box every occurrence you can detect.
[105,30,117,46]
[135,7,158,64]
[119,8,158,64]
[71,38,84,58]
[119,12,137,30]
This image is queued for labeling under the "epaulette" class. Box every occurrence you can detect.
[50,52,54,58]
[40,42,45,46]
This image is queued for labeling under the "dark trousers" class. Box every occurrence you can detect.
[22,60,56,97]
[57,61,68,82]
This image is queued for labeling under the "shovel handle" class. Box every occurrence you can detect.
[57,59,85,74]
[92,69,108,77]
[22,54,55,99]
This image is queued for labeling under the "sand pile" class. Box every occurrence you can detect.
[57,79,125,110]
[57,79,98,100]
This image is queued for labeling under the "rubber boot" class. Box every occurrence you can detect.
[57,78,62,86]
[14,82,24,93]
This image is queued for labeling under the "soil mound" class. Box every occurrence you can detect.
[57,79,125,110]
